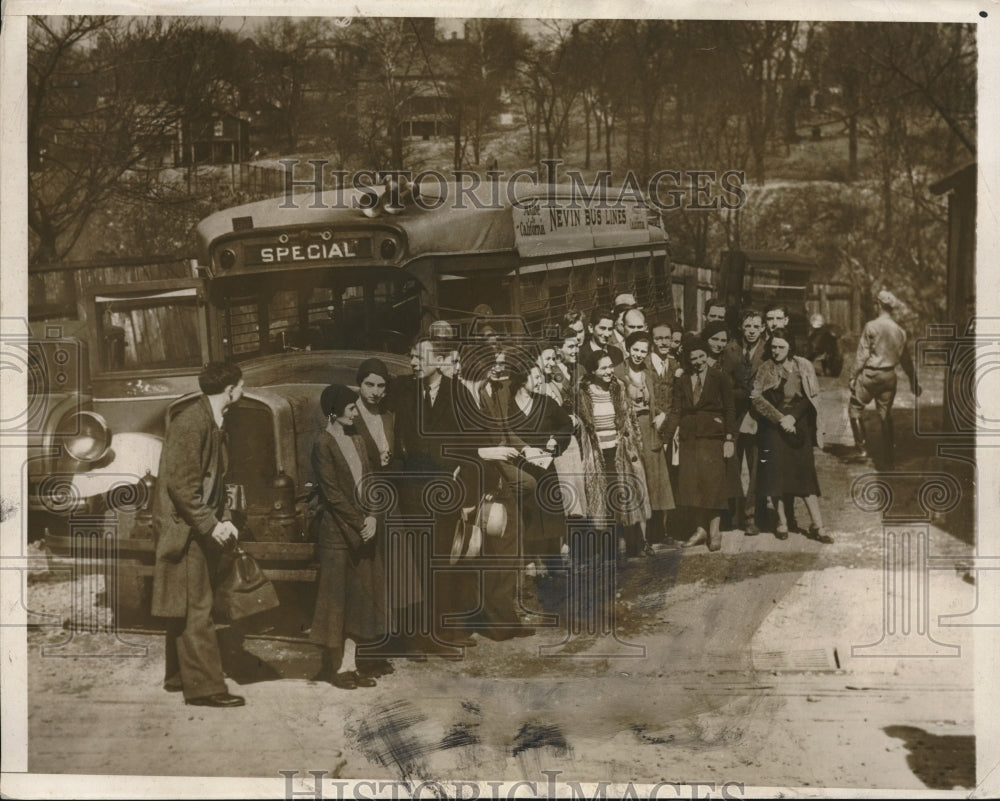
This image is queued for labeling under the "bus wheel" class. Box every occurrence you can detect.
[104,561,151,627]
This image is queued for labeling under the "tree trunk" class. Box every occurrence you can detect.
[848,113,858,182]
[390,119,404,171]
[844,69,859,183]
[605,119,613,171]
[473,112,482,166]
[453,106,463,170]
[534,104,542,163]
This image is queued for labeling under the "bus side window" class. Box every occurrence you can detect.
[596,263,613,309]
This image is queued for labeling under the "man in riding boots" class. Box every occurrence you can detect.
[848,290,922,470]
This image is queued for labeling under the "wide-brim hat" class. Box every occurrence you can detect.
[450,515,484,564]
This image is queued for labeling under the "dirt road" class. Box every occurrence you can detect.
[15,376,981,793]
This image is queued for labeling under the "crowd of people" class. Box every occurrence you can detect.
[152,289,921,705]
[295,292,848,690]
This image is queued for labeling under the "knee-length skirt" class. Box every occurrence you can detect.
[677,436,736,511]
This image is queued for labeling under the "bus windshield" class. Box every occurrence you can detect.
[95,287,204,373]
[210,268,422,360]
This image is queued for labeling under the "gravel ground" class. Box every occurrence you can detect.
[9,374,985,795]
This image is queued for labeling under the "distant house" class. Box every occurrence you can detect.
[33,70,252,170]
[179,111,251,166]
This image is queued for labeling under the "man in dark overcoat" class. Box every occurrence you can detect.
[150,361,245,707]
[389,337,477,652]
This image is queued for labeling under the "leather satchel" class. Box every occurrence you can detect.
[213,546,280,621]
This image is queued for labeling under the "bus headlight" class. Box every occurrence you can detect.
[59,411,112,464]
[219,248,237,270]
[380,238,398,260]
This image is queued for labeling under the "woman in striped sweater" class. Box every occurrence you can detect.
[576,353,651,552]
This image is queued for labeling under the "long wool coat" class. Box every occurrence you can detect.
[151,396,230,619]
[309,428,387,647]
[576,376,652,526]
[355,405,421,608]
[664,367,738,510]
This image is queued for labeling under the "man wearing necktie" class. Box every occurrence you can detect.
[389,338,477,652]
[721,310,767,535]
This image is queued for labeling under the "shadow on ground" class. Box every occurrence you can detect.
[828,401,975,546]
[883,725,975,790]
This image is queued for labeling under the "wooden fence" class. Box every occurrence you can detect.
[807,282,861,335]
[174,162,292,199]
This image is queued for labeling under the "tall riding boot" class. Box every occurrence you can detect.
[850,417,868,458]
[881,414,895,470]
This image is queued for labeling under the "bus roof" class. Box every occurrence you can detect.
[195,182,668,266]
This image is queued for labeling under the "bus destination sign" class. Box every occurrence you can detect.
[245,237,372,265]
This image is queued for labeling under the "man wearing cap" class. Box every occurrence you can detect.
[848,290,921,469]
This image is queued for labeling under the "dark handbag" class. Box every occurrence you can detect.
[213,546,280,621]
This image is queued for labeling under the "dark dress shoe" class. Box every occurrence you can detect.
[774,524,789,541]
[642,543,655,557]
[163,681,183,693]
[352,671,377,688]
[682,529,708,548]
[185,692,245,708]
[357,659,394,678]
[330,672,359,690]
[744,519,760,536]
[808,525,834,544]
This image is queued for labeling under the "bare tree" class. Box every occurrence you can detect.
[515,20,587,179]
[252,17,336,152]
[439,19,528,168]
[350,18,427,171]
[722,21,804,184]
[576,20,629,172]
[28,16,256,265]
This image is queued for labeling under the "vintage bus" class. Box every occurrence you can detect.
[194,180,673,353]
[27,180,673,617]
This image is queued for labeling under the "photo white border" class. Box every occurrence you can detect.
[1,1,996,798]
